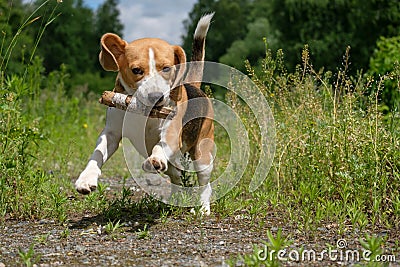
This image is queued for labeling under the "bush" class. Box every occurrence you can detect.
[368,36,400,111]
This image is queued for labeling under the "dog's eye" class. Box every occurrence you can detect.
[162,66,171,73]
[132,68,144,75]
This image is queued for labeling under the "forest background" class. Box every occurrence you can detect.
[2,0,400,109]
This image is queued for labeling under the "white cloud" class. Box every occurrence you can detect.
[25,0,198,45]
[117,0,197,45]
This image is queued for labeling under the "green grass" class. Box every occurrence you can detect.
[18,243,41,267]
[216,45,400,231]
[225,229,291,267]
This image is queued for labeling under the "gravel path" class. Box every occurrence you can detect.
[1,216,268,266]
[1,177,399,266]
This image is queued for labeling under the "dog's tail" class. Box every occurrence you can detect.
[186,12,214,89]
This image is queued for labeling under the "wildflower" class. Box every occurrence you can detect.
[83,123,88,129]
[57,0,62,3]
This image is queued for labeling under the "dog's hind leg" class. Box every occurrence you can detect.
[191,137,215,216]
[75,108,123,194]
[164,163,184,204]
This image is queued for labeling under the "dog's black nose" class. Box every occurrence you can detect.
[148,92,164,106]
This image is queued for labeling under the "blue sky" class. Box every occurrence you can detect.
[84,0,199,45]
[84,0,103,9]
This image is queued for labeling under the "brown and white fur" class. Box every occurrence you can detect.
[75,14,215,215]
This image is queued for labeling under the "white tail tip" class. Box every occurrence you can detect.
[194,12,215,39]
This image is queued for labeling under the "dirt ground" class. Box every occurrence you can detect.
[1,177,399,266]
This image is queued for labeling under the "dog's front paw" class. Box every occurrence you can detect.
[142,156,168,173]
[75,169,100,195]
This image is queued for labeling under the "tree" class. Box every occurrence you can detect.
[95,0,124,40]
[34,0,98,74]
[219,18,280,72]
[181,0,251,61]
[369,36,400,110]
[268,0,400,72]
[183,0,400,74]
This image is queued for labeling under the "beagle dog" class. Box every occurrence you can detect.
[75,14,215,215]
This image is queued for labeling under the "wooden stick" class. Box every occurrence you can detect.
[99,91,176,120]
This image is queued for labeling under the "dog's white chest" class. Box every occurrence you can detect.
[122,111,161,157]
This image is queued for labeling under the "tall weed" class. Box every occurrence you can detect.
[0,0,99,221]
[227,43,400,229]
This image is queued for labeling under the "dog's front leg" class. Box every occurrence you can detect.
[142,119,181,174]
[75,108,123,194]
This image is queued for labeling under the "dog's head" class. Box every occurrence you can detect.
[99,33,186,107]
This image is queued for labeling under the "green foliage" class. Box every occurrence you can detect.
[369,36,400,110]
[219,18,280,73]
[227,229,290,267]
[182,0,252,61]
[18,243,41,267]
[369,36,400,74]
[0,0,113,219]
[0,0,123,93]
[360,234,384,262]
[0,56,71,220]
[136,224,151,240]
[34,0,98,74]
[224,44,400,231]
[31,0,118,75]
[104,220,124,235]
[94,0,123,40]
[279,0,400,72]
[184,0,400,74]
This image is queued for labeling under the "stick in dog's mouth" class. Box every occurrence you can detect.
[99,91,176,120]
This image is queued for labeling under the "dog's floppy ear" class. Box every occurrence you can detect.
[170,45,187,101]
[99,33,127,71]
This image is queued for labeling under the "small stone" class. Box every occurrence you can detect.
[106,255,116,261]
[234,214,244,220]
[75,245,86,253]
